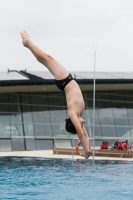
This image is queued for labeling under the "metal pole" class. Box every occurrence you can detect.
[92,43,98,161]
[72,138,74,159]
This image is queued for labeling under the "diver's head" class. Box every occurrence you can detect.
[65,118,77,134]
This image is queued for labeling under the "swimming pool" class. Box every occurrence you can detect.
[0,157,132,200]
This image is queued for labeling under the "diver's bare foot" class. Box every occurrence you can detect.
[85,150,93,159]
[20,31,30,47]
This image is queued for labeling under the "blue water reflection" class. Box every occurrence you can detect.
[0,157,132,200]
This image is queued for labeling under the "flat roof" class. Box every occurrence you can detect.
[27,71,133,80]
[1,70,133,92]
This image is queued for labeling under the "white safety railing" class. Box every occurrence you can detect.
[53,136,133,159]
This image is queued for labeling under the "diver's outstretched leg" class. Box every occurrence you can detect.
[20,31,69,80]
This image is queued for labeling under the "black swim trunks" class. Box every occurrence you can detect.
[55,74,74,91]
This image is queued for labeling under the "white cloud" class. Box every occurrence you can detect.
[0,0,133,73]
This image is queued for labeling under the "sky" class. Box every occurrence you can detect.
[1,0,133,74]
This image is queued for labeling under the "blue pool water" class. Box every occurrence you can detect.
[0,157,133,200]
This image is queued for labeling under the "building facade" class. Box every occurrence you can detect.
[0,70,133,151]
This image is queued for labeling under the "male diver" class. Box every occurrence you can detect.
[20,31,92,159]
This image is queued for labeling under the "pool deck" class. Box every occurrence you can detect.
[0,150,133,161]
